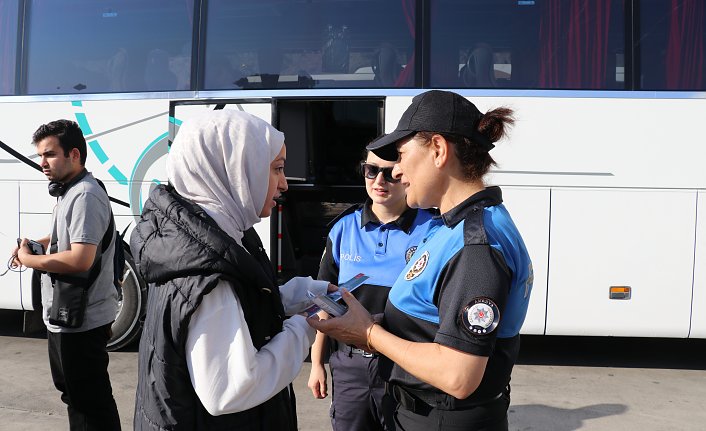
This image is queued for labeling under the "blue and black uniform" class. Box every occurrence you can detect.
[318,201,437,431]
[381,186,533,430]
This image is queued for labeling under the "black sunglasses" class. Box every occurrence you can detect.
[360,162,400,183]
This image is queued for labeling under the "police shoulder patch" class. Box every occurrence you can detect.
[460,297,500,336]
[404,250,429,280]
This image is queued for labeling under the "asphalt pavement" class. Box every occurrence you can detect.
[0,310,705,430]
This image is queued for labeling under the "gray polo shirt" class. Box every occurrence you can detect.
[41,172,118,333]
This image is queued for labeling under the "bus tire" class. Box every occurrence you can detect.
[107,243,147,351]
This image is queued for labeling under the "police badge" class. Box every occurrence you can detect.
[404,251,429,280]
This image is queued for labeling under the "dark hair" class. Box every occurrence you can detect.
[416,107,514,181]
[32,119,87,165]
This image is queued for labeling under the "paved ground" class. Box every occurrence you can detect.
[0,310,705,430]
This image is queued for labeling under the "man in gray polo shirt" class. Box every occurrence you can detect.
[13,119,121,430]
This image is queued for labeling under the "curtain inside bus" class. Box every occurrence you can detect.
[665,0,704,89]
[640,0,706,90]
[429,0,625,90]
[538,0,615,89]
[394,0,416,87]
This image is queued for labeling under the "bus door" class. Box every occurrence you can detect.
[272,98,383,283]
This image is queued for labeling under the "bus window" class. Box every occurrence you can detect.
[638,0,706,91]
[0,0,19,95]
[203,0,416,90]
[430,0,626,90]
[25,0,195,94]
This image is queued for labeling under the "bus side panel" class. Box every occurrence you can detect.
[484,96,706,191]
[19,181,56,213]
[0,182,22,310]
[690,191,706,338]
[500,187,549,335]
[18,182,55,311]
[547,188,695,337]
[384,96,414,134]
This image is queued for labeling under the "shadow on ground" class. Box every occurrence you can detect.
[508,403,628,431]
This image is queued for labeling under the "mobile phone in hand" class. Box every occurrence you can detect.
[304,273,369,317]
[312,294,348,317]
[17,238,45,255]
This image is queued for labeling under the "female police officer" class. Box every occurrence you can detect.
[309,90,533,430]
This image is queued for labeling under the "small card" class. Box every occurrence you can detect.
[328,273,369,302]
[303,273,369,317]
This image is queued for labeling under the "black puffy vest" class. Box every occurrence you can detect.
[131,185,297,431]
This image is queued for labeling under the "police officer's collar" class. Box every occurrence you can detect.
[361,199,419,233]
[441,186,503,228]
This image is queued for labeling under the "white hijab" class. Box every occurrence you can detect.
[167,110,284,246]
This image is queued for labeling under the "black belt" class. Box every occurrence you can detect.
[386,383,504,414]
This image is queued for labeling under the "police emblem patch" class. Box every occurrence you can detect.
[404,251,429,280]
[460,298,500,335]
[405,246,418,263]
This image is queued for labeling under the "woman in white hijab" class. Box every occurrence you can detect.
[131,110,333,431]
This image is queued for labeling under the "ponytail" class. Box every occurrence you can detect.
[477,107,515,144]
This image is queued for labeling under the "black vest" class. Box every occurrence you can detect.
[132,186,297,431]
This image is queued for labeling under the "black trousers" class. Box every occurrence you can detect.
[329,349,387,431]
[382,390,509,431]
[47,323,121,431]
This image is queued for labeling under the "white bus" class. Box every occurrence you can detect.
[1,0,705,349]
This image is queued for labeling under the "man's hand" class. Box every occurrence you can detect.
[15,240,97,274]
[16,238,39,270]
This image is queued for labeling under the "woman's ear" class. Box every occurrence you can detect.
[430,134,449,168]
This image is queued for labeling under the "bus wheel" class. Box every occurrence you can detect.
[107,244,147,351]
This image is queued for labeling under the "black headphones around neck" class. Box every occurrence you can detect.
[48,169,88,197]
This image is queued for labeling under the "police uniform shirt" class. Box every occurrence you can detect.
[318,201,438,315]
[383,186,533,402]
